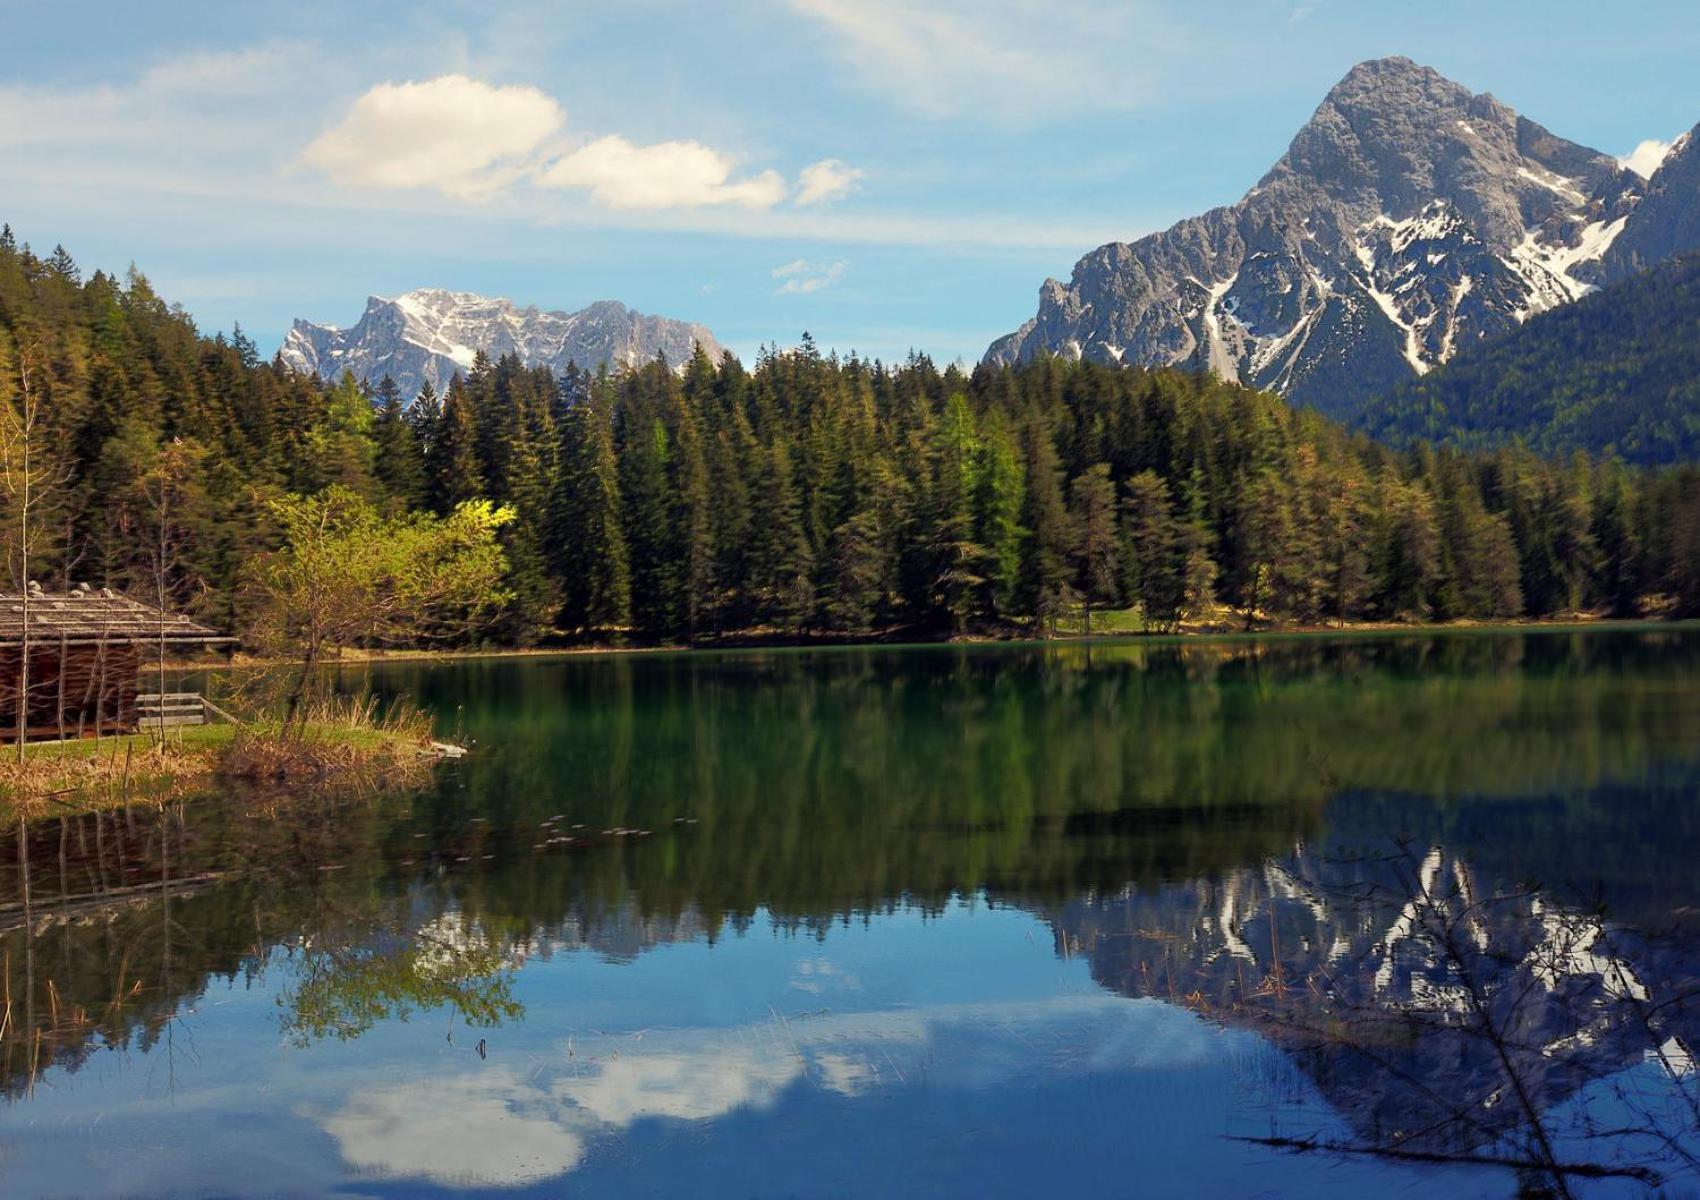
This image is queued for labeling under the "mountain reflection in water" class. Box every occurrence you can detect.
[2,629,1699,1197]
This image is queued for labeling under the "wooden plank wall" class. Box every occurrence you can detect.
[0,642,140,739]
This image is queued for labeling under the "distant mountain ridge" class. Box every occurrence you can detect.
[281,289,722,401]
[987,57,1700,421]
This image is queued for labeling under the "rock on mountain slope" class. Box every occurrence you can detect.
[281,290,722,401]
[1597,124,1700,284]
[985,57,1654,420]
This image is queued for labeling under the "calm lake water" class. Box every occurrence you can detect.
[4,630,1700,1198]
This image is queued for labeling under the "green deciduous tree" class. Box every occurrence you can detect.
[247,486,512,724]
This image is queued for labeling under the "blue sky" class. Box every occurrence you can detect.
[3,0,1698,367]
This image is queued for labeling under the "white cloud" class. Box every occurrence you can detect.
[796,158,864,206]
[1621,137,1679,180]
[557,1045,803,1124]
[540,135,788,209]
[783,0,1168,124]
[322,1070,587,1188]
[314,994,1222,1190]
[300,75,564,201]
[0,44,1119,254]
[303,75,825,213]
[320,1043,804,1189]
[772,258,847,294]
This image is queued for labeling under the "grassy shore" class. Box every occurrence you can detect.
[0,715,443,821]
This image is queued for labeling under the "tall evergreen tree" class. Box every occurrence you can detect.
[746,440,814,631]
[1069,463,1119,634]
[973,411,1026,620]
[373,376,426,510]
[549,396,630,634]
[1121,470,1182,630]
[1019,414,1075,635]
[426,376,483,515]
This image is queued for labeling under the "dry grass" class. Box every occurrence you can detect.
[0,695,448,815]
[0,728,234,816]
[218,694,438,788]
[218,730,433,787]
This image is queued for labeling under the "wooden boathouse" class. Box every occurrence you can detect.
[0,583,232,741]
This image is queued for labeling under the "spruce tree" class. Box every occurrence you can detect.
[373,375,426,509]
[619,412,678,635]
[47,244,80,284]
[973,412,1026,619]
[549,397,630,635]
[747,440,814,631]
[410,380,443,458]
[426,376,483,515]
[1121,470,1182,631]
[1019,415,1074,635]
[1069,463,1120,634]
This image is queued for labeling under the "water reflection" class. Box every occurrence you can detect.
[1048,835,1700,1190]
[2,629,1699,1196]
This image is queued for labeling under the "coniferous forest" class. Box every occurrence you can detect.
[3,225,1700,648]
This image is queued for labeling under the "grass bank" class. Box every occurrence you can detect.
[0,708,447,821]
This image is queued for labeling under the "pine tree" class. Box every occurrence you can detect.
[302,373,378,497]
[747,440,814,631]
[1589,461,1640,616]
[670,405,716,640]
[1178,522,1219,624]
[1069,463,1120,635]
[426,376,483,515]
[230,323,260,370]
[549,396,630,634]
[620,411,678,635]
[973,411,1026,619]
[1019,415,1074,635]
[373,376,426,509]
[1121,470,1182,631]
[409,380,443,458]
[47,244,79,285]
[927,394,987,633]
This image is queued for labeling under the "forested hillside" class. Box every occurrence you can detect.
[1357,253,1700,465]
[3,224,1699,647]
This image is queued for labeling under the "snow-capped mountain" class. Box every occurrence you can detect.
[281,289,722,401]
[985,57,1661,419]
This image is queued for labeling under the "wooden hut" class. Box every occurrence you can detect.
[0,583,232,741]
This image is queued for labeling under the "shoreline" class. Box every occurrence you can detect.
[0,723,446,820]
[160,615,1700,671]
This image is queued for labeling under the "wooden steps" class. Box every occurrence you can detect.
[137,692,206,729]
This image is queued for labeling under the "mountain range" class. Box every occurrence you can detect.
[280,289,722,401]
[986,57,1700,422]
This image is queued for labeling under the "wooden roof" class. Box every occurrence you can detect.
[0,587,231,646]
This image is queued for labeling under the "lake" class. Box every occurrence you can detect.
[4,629,1700,1197]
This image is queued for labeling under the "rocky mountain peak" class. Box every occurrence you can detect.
[985,58,1667,420]
[1596,121,1700,282]
[281,290,722,402]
